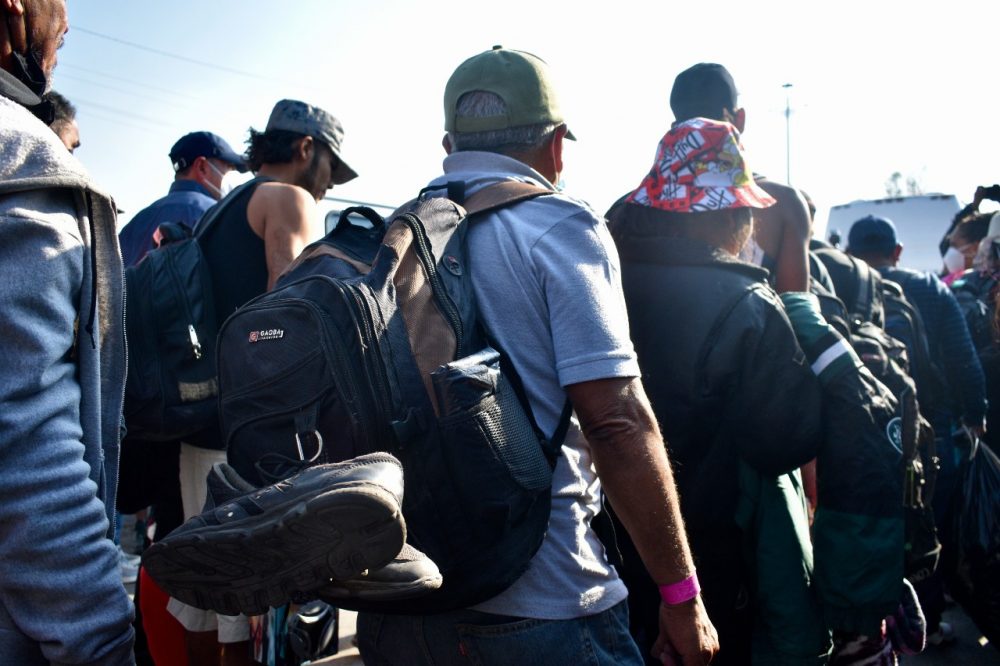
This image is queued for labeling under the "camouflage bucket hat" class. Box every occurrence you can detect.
[266,99,358,184]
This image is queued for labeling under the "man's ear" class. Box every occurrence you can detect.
[1,0,27,54]
[295,135,314,163]
[1,1,25,16]
[442,134,453,155]
[550,124,566,178]
[893,243,904,264]
[731,108,746,133]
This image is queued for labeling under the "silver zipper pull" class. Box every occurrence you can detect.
[188,324,203,360]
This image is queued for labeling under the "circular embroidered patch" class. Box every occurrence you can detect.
[886,417,904,454]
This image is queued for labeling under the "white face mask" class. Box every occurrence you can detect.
[943,245,967,274]
[205,161,237,199]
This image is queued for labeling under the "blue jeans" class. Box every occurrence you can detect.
[357,600,643,666]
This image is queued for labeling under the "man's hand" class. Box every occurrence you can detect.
[653,597,719,665]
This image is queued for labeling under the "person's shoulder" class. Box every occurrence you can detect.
[742,279,784,312]
[166,182,216,205]
[253,181,312,208]
[752,178,810,230]
[525,190,603,228]
[895,267,959,303]
[0,189,82,250]
[127,189,209,229]
[755,177,794,196]
[604,192,632,222]
[754,177,805,205]
[246,181,314,235]
[904,267,945,290]
[0,186,77,221]
[131,191,182,218]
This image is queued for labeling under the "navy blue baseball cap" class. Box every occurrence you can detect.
[169,131,248,173]
[847,215,899,255]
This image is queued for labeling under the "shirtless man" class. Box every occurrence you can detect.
[170,98,357,665]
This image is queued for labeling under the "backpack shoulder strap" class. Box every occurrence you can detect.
[194,176,274,240]
[459,180,570,461]
[461,181,552,216]
[851,255,878,322]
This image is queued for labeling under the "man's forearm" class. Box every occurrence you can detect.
[568,377,695,584]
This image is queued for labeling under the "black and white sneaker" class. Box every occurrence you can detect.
[142,453,406,616]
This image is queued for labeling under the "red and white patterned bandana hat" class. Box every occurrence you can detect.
[627,118,776,212]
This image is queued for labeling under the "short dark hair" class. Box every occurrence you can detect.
[245,128,306,172]
[670,63,738,122]
[43,89,76,125]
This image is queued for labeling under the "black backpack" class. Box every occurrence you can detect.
[811,248,941,581]
[216,181,571,613]
[950,271,997,355]
[123,177,268,441]
[812,249,913,397]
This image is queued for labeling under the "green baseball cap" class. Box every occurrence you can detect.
[444,46,576,140]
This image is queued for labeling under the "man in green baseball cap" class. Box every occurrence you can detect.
[356,45,719,666]
[443,45,576,140]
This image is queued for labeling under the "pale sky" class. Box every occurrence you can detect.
[58,1,1000,239]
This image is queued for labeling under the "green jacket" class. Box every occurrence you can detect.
[736,465,831,665]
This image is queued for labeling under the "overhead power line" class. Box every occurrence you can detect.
[81,107,174,139]
[72,26,281,83]
[60,62,201,100]
[56,71,196,111]
[69,96,173,128]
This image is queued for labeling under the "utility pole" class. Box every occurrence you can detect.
[782,83,793,185]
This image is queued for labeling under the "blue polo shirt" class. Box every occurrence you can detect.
[118,180,217,267]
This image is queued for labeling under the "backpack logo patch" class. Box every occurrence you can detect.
[886,417,903,454]
[249,329,284,343]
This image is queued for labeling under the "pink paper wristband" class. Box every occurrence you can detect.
[659,572,700,605]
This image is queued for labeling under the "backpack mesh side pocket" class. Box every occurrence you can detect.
[433,348,552,493]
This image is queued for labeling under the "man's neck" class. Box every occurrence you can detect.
[256,162,300,187]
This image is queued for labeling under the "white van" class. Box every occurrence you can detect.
[824,194,962,274]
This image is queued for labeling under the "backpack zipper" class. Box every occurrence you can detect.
[400,213,465,357]
[340,284,395,426]
[164,245,203,360]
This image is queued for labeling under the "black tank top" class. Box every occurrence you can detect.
[198,178,270,330]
